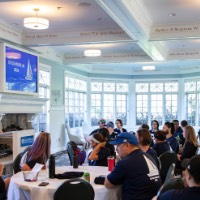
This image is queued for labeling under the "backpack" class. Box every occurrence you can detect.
[68,141,86,165]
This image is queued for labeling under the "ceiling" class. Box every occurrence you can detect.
[1,0,200,76]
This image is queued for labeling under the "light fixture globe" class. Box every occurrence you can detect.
[24,17,49,29]
[84,49,101,57]
[24,8,49,30]
[142,66,155,71]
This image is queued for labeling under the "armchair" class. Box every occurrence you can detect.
[65,123,86,149]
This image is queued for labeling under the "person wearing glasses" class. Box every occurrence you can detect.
[104,132,161,200]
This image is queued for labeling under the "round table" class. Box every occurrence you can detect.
[8,166,122,200]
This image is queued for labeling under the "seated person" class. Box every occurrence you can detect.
[88,133,110,166]
[177,126,198,163]
[153,130,171,157]
[104,132,161,200]
[140,124,150,130]
[90,118,106,136]
[153,155,200,200]
[20,131,51,171]
[114,119,127,134]
[106,121,117,141]
[138,123,154,147]
[98,128,116,157]
[163,122,179,153]
[173,119,184,145]
[150,120,159,134]
[136,128,159,167]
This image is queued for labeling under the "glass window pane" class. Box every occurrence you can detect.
[165,94,178,121]
[136,95,148,125]
[104,94,114,121]
[165,82,178,92]
[185,82,196,92]
[65,75,87,128]
[151,94,163,125]
[91,93,101,126]
[116,83,128,92]
[38,70,50,132]
[150,83,163,92]
[136,83,148,92]
[186,94,196,126]
[91,81,102,92]
[104,82,115,92]
[116,94,127,125]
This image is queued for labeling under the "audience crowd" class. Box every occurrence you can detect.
[1,118,199,200]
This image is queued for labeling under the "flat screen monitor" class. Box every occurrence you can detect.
[0,43,39,96]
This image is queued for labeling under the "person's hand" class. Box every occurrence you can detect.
[152,195,158,200]
[97,141,107,149]
[177,154,181,161]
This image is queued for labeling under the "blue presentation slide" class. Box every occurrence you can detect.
[5,46,38,93]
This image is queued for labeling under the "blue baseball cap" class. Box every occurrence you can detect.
[109,132,139,145]
[105,121,114,128]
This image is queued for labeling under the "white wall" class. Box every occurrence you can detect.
[41,59,66,153]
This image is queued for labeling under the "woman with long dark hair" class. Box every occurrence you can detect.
[21,131,51,171]
[150,120,159,134]
[114,119,127,134]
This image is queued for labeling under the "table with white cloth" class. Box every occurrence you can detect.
[8,166,122,200]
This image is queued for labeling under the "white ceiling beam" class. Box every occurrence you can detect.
[22,28,133,46]
[96,0,167,61]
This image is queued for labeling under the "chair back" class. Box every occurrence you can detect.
[195,145,199,155]
[13,153,22,174]
[65,123,85,146]
[67,143,74,166]
[159,151,177,183]
[157,177,184,196]
[54,178,95,200]
[164,163,175,183]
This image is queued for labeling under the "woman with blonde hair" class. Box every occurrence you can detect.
[21,131,51,171]
[177,126,198,161]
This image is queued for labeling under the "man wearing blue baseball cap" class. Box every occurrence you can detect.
[104,132,161,200]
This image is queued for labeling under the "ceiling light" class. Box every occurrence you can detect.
[142,66,155,71]
[84,49,101,57]
[168,13,176,17]
[24,8,49,30]
[77,2,91,7]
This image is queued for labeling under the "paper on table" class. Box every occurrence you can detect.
[25,163,44,180]
[31,163,44,173]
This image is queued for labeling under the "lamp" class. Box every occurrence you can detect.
[84,49,101,57]
[142,66,155,71]
[24,8,49,30]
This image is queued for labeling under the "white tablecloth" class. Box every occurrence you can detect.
[8,166,122,200]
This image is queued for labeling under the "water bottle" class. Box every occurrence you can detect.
[73,154,79,168]
[49,154,55,178]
